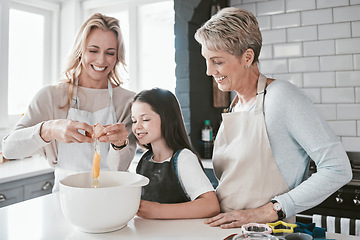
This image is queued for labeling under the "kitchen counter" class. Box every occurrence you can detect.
[0,155,54,207]
[0,193,358,240]
[0,154,53,184]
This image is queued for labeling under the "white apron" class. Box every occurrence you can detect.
[213,74,293,221]
[54,80,116,191]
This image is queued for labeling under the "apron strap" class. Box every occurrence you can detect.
[106,81,117,123]
[107,80,113,99]
[173,149,183,180]
[228,95,239,113]
[254,74,267,113]
[71,79,80,108]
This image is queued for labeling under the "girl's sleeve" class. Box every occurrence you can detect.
[177,149,215,201]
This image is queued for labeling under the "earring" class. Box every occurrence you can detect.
[245,65,248,69]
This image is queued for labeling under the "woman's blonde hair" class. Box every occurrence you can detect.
[195,7,262,64]
[62,13,126,108]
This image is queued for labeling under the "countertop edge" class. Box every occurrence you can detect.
[0,155,54,184]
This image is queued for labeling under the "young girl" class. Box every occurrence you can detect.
[131,88,220,219]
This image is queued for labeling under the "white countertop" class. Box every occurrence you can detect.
[0,155,53,184]
[0,193,235,240]
[0,193,358,240]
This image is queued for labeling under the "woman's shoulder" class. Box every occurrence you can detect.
[33,81,68,100]
[113,85,136,98]
[267,79,299,93]
[264,78,316,123]
[36,81,65,91]
[266,79,310,103]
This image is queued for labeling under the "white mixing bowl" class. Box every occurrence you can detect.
[59,171,149,233]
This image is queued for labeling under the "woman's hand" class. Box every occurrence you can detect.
[204,209,256,228]
[40,119,94,143]
[98,123,128,146]
[136,200,161,219]
[204,202,277,229]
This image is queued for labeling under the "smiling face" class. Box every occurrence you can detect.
[131,101,163,146]
[79,28,117,88]
[201,46,250,93]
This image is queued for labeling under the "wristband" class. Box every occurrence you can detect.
[111,138,128,150]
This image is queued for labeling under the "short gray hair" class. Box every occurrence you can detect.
[195,7,262,64]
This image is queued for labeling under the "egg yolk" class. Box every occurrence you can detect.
[92,151,101,178]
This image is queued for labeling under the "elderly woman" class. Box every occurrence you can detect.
[195,7,352,228]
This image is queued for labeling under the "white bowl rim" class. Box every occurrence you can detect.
[59,171,149,189]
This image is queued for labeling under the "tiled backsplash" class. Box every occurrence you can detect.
[231,0,360,151]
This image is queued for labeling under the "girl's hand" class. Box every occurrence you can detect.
[98,123,128,146]
[40,119,94,143]
[136,200,161,219]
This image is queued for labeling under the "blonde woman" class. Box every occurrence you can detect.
[2,13,136,191]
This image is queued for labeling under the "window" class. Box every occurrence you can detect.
[83,0,176,93]
[137,2,175,92]
[0,0,59,129]
[8,9,44,115]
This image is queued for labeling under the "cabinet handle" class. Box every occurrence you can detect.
[0,194,6,203]
[42,181,53,191]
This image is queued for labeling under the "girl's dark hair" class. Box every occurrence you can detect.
[132,88,202,163]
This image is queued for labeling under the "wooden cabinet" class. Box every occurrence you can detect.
[0,172,54,208]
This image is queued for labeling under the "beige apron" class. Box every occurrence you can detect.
[213,74,292,221]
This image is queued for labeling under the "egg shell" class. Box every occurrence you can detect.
[93,123,105,139]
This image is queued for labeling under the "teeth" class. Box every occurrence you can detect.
[93,65,106,71]
[214,76,226,81]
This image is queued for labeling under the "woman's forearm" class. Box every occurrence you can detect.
[2,122,47,159]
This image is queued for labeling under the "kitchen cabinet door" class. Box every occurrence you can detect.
[0,172,54,208]
[24,173,54,200]
[0,186,23,208]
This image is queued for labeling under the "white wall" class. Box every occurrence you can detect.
[230,0,360,152]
